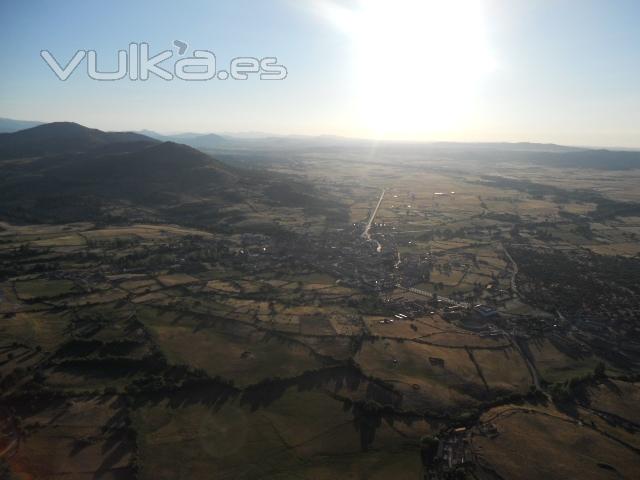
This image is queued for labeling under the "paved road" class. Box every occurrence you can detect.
[362,189,385,252]
[502,244,519,296]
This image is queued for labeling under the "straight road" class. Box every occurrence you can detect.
[362,189,385,252]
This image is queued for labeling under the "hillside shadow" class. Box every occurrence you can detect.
[132,381,238,413]
[238,365,389,411]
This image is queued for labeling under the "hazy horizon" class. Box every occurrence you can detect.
[3,116,640,151]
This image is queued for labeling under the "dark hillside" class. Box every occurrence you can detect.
[0,122,157,159]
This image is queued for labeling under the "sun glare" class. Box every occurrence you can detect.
[319,0,495,139]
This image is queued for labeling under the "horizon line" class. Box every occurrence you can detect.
[2,116,639,152]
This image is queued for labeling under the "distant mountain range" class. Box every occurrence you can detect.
[0,117,43,133]
[0,120,230,150]
[427,146,640,170]
[138,129,230,149]
[0,122,156,159]
[0,122,345,225]
[1,117,639,171]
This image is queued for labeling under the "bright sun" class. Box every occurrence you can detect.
[318,0,495,139]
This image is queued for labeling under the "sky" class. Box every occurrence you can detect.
[0,0,639,147]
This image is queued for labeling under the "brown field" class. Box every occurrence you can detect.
[584,380,640,424]
[14,279,78,300]
[527,338,601,383]
[8,396,134,480]
[419,332,511,349]
[83,224,214,240]
[0,311,68,351]
[119,278,161,294]
[364,316,440,339]
[584,242,640,257]
[474,405,639,480]
[133,386,426,480]
[156,274,200,287]
[139,311,327,386]
[355,338,487,411]
[472,347,532,392]
[66,289,128,307]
